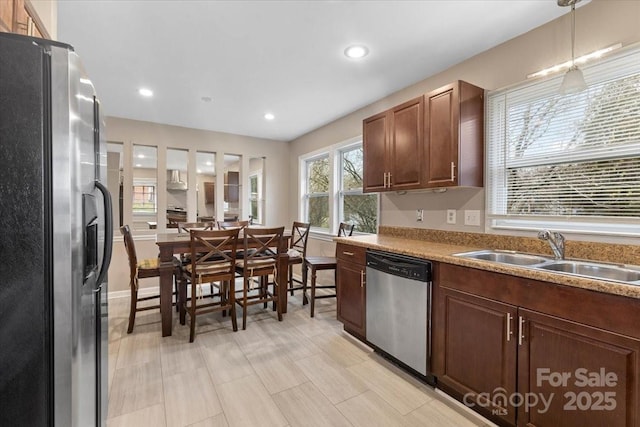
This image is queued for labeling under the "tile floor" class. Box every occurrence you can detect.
[107,288,493,427]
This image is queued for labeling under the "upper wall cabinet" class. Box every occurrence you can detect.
[363,96,424,192]
[0,0,50,39]
[424,81,484,188]
[362,81,484,193]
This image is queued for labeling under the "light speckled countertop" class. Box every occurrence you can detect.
[335,233,640,300]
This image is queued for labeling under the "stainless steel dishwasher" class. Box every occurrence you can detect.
[366,250,433,383]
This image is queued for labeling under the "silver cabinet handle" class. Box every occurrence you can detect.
[342,251,355,256]
[506,312,513,342]
[518,316,525,346]
[450,162,456,181]
[360,270,365,288]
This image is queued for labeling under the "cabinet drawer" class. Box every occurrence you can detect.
[336,243,366,264]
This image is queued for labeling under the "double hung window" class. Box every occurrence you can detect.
[487,47,640,236]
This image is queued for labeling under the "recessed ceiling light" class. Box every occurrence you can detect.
[344,45,369,59]
[264,113,275,121]
[138,88,153,97]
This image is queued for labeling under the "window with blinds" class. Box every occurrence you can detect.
[486,47,640,236]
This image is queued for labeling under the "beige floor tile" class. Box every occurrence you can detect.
[160,336,205,377]
[273,382,351,427]
[336,390,410,427]
[116,330,161,369]
[163,367,223,427]
[200,331,255,385]
[216,375,288,427]
[348,359,432,415]
[106,403,166,427]
[187,413,229,427]
[313,330,370,367]
[294,353,368,404]
[245,345,309,394]
[404,398,486,427]
[108,361,164,418]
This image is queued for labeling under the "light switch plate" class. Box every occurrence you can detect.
[464,210,481,226]
[447,209,456,224]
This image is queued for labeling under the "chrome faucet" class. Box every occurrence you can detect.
[538,229,565,260]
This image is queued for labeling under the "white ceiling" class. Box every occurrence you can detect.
[58,1,568,142]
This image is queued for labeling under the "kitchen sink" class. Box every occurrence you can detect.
[454,250,551,266]
[538,261,640,283]
[454,250,640,285]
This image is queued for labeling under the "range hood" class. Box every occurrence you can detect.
[167,170,187,191]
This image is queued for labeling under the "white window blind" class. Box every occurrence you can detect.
[487,47,640,235]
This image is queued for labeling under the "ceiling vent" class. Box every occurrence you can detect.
[167,170,187,191]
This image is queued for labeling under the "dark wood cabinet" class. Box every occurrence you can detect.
[425,81,484,187]
[433,262,640,427]
[336,244,366,338]
[518,309,640,427]
[362,81,483,193]
[437,287,517,426]
[203,181,214,204]
[224,171,239,203]
[363,97,423,192]
[0,0,48,38]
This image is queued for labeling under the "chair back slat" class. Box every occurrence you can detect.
[178,221,214,233]
[243,226,285,264]
[338,222,355,237]
[120,225,138,268]
[289,221,310,257]
[217,220,249,231]
[188,228,240,284]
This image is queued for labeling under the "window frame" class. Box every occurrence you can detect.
[299,137,378,237]
[248,170,263,225]
[486,45,640,239]
[132,178,157,215]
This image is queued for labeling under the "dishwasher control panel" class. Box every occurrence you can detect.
[366,250,431,282]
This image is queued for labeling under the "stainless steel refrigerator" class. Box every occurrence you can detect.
[0,33,113,426]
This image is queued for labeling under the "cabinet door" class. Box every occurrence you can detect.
[435,287,518,425]
[224,171,239,202]
[362,111,388,192]
[204,182,214,204]
[0,0,14,32]
[388,97,423,190]
[425,83,459,187]
[337,260,366,338]
[518,308,640,427]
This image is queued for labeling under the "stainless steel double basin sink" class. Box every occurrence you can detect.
[454,249,640,285]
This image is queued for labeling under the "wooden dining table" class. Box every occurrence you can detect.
[156,231,291,337]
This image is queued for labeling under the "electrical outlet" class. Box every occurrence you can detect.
[464,210,481,226]
[416,209,424,222]
[446,209,456,224]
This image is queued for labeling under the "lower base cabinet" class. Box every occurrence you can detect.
[433,263,640,427]
[336,244,366,338]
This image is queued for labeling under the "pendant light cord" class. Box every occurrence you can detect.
[571,4,576,67]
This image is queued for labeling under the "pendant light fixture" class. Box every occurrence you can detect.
[558,0,587,94]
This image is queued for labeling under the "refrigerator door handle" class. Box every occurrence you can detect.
[95,180,113,286]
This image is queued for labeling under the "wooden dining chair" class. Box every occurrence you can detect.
[303,222,355,317]
[177,221,215,233]
[180,228,240,342]
[235,226,285,330]
[217,220,249,230]
[120,225,181,333]
[286,221,310,300]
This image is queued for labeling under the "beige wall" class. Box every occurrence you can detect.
[107,117,290,293]
[31,0,57,39]
[288,0,640,246]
